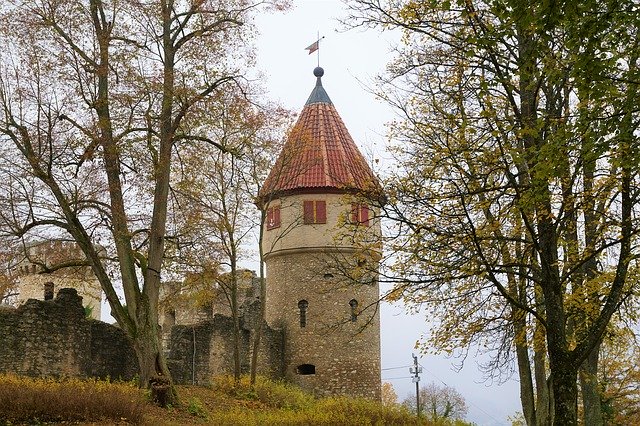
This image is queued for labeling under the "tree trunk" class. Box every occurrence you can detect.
[250,212,268,386]
[230,245,241,383]
[132,320,177,406]
[580,343,603,426]
[514,314,536,426]
[548,356,578,425]
[249,276,265,385]
[533,329,551,426]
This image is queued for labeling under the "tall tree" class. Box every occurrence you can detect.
[347,1,640,424]
[0,0,284,401]
[402,382,469,423]
[169,94,290,383]
[0,243,20,305]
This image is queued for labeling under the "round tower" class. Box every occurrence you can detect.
[14,240,103,320]
[259,68,382,400]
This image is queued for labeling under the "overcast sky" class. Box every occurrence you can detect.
[254,2,521,425]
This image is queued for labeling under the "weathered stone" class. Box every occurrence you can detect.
[166,308,284,385]
[0,288,137,380]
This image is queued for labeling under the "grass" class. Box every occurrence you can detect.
[0,374,428,425]
[0,374,145,424]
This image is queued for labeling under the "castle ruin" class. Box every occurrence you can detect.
[0,68,382,400]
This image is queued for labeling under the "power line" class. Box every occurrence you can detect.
[382,376,412,380]
[381,365,411,371]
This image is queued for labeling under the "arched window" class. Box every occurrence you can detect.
[298,300,308,327]
[349,299,358,322]
[296,364,316,375]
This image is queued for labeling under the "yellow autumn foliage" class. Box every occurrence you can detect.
[0,374,145,424]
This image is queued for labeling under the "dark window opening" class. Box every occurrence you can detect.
[303,200,327,224]
[298,299,308,327]
[44,282,54,301]
[296,364,316,375]
[349,299,359,322]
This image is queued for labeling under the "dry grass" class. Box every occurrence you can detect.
[0,374,427,425]
[0,374,145,424]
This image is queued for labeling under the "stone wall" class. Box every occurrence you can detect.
[166,301,284,385]
[0,288,137,380]
[0,287,283,387]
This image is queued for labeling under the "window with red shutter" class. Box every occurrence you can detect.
[303,200,314,224]
[266,205,281,230]
[315,200,326,224]
[303,200,327,224]
[359,205,370,226]
[349,203,371,226]
[350,203,359,224]
[274,205,280,228]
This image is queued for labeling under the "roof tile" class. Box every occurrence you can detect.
[259,70,380,202]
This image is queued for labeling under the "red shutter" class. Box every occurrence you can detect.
[360,205,370,226]
[303,200,314,224]
[316,200,327,224]
[274,205,281,228]
[266,207,274,230]
[267,205,281,230]
[351,203,359,224]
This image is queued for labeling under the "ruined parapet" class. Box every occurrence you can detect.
[165,307,284,385]
[14,241,103,320]
[0,288,137,380]
[158,269,264,352]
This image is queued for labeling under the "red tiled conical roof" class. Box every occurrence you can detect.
[259,68,380,203]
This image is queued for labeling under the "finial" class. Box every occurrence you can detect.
[305,66,331,105]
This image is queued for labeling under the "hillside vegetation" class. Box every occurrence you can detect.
[0,374,448,425]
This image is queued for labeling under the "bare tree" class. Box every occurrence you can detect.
[0,0,284,402]
[402,382,469,423]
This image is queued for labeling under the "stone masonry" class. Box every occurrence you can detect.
[0,288,137,380]
[0,286,283,386]
[166,301,283,385]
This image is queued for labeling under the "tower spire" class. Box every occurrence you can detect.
[259,67,381,204]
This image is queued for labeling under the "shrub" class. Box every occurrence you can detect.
[211,375,313,410]
[208,375,425,425]
[0,374,146,424]
[313,396,422,425]
[187,396,209,419]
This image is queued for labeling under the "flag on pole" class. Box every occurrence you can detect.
[305,39,320,55]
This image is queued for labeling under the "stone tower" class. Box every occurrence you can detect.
[15,240,103,320]
[258,67,382,400]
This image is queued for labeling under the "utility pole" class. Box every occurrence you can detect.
[410,353,422,418]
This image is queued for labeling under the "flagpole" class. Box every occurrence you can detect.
[317,31,320,67]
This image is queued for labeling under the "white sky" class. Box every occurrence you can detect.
[254,2,521,425]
